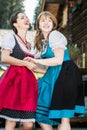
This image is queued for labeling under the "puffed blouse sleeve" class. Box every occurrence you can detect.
[49,30,67,50]
[1,33,15,52]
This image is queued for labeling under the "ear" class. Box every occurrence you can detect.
[13,23,17,28]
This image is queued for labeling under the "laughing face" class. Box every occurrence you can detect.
[13,13,30,30]
[39,15,54,35]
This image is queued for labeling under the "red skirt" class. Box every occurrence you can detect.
[0,65,38,111]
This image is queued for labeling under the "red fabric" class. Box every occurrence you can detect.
[0,66,38,111]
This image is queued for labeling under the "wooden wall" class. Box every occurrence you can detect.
[72,0,87,47]
[72,0,87,68]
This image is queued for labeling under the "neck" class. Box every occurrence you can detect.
[17,30,27,41]
[42,32,49,41]
[17,34,27,44]
[16,33,31,50]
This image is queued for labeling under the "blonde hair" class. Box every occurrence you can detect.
[34,11,57,51]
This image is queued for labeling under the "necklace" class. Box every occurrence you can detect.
[17,34,31,50]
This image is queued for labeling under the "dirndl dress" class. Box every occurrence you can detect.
[36,43,85,125]
[49,60,85,122]
[0,35,38,122]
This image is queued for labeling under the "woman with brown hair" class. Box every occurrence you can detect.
[25,11,85,130]
[0,11,46,130]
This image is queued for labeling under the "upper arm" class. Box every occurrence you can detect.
[1,33,15,52]
[49,30,67,50]
[49,30,67,62]
[2,49,11,56]
[53,48,64,62]
[1,49,11,62]
[1,33,15,62]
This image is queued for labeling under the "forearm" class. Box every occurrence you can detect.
[1,50,27,66]
[1,55,26,67]
[35,57,63,66]
[33,66,46,74]
[34,48,64,66]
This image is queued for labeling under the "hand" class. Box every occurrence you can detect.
[24,56,37,64]
[25,61,37,71]
[29,57,37,63]
[23,56,31,62]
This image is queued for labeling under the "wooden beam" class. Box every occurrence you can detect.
[45,0,66,4]
[41,0,45,11]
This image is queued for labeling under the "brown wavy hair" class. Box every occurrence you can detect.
[34,11,57,51]
[10,11,23,34]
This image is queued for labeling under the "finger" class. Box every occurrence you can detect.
[23,57,29,60]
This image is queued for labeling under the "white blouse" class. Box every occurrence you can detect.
[1,33,35,55]
[49,30,67,50]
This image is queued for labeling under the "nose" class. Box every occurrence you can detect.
[25,16,29,21]
[44,21,49,25]
[26,18,30,23]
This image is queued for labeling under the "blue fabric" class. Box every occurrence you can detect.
[36,43,71,125]
[36,43,85,125]
[49,106,85,119]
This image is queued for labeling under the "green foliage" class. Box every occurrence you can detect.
[33,0,42,29]
[0,0,25,29]
[68,44,81,60]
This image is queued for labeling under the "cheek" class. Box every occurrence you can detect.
[50,25,53,31]
[39,23,42,29]
[50,23,54,28]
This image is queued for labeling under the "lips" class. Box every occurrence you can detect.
[25,22,29,25]
[43,25,50,28]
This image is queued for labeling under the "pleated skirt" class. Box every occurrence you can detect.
[36,61,85,125]
[0,65,38,122]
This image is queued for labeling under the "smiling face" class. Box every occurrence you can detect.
[39,15,54,34]
[10,12,30,34]
[14,13,30,30]
[36,11,57,38]
[34,11,57,50]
